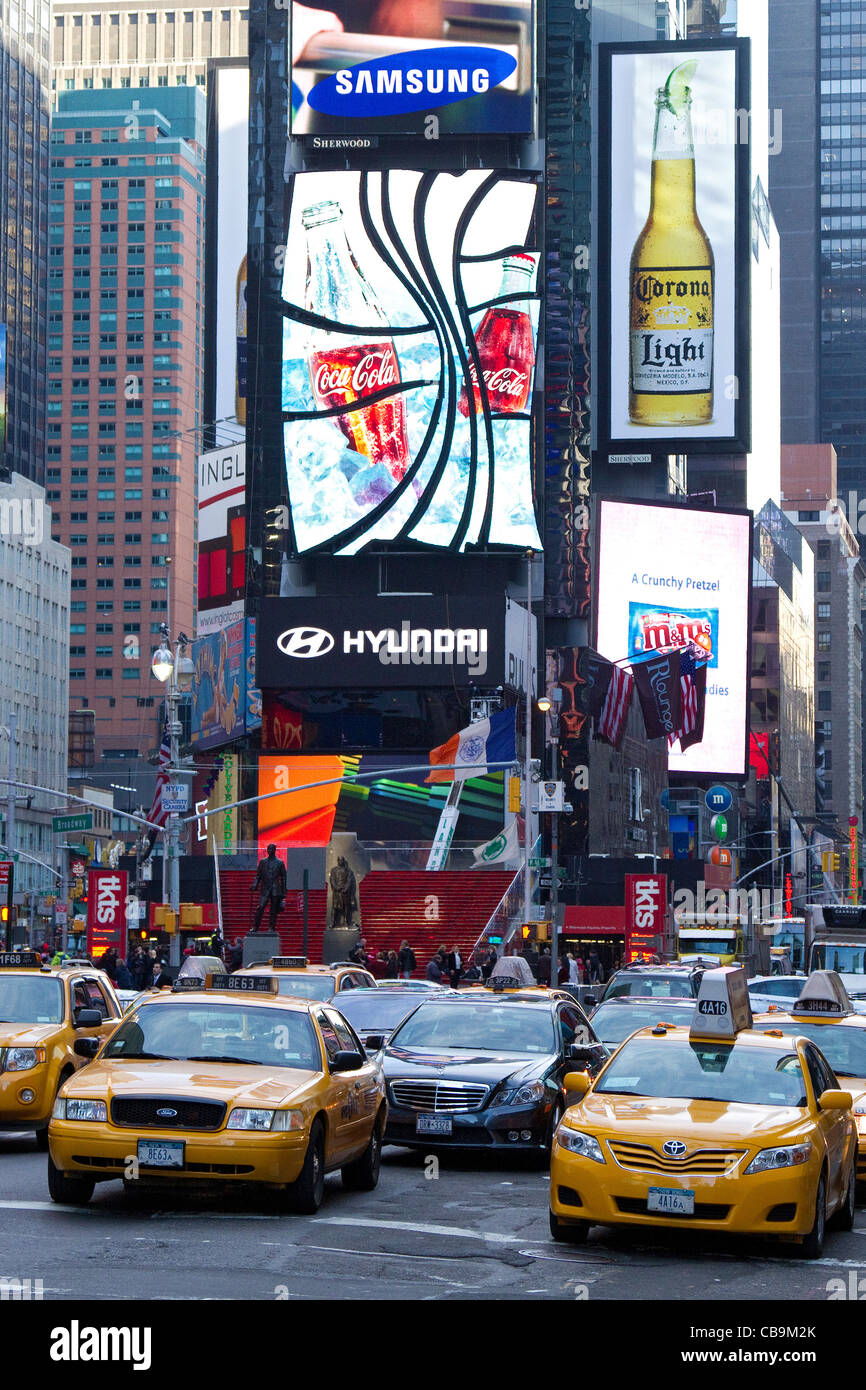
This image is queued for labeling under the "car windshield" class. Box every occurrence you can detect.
[0,976,64,1024]
[811,945,866,976]
[102,1004,322,1069]
[679,937,736,957]
[606,976,694,999]
[390,1003,556,1054]
[591,1001,696,1045]
[264,975,335,1001]
[594,1038,807,1107]
[753,1020,866,1078]
[335,992,421,1031]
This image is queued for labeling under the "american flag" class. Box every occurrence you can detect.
[596,664,633,749]
[147,717,172,829]
[669,649,700,748]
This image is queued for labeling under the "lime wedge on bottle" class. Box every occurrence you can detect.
[664,59,698,112]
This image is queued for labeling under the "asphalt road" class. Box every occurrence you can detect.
[2,1130,866,1303]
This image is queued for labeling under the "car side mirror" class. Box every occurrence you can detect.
[819,1089,853,1111]
[74,1037,100,1059]
[583,994,597,1009]
[562,1071,591,1102]
[363,1035,385,1053]
[73,1008,103,1028]
[568,1042,607,1072]
[331,1050,364,1072]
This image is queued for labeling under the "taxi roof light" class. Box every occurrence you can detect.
[271,956,307,969]
[208,974,280,995]
[0,950,41,969]
[689,965,753,1041]
[792,970,853,1017]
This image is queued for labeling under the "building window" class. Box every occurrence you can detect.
[817,603,831,620]
[818,690,832,711]
[818,631,831,652]
[817,572,831,592]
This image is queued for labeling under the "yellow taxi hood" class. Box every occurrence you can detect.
[64,1060,324,1109]
[0,1022,61,1048]
[570,1092,811,1144]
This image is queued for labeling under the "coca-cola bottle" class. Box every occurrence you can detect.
[459,254,536,417]
[302,201,410,502]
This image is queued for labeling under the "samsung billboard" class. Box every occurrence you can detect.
[595,498,752,779]
[597,40,751,455]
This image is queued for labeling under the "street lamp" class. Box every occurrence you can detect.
[539,689,563,989]
[151,623,193,969]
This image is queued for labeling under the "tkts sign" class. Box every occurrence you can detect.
[257,596,506,689]
[625,873,666,962]
[86,870,127,960]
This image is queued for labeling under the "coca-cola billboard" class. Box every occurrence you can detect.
[280,168,541,554]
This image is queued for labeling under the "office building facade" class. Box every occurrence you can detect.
[53,3,249,93]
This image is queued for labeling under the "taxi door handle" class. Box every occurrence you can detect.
[353,1080,362,1089]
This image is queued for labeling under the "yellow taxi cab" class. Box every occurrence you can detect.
[752,970,866,1185]
[237,956,377,1002]
[462,957,573,1002]
[549,965,857,1259]
[48,972,387,1212]
[0,949,122,1149]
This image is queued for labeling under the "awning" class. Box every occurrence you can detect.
[562,906,625,936]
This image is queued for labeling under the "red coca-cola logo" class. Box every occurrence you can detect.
[314,350,398,397]
[468,363,528,397]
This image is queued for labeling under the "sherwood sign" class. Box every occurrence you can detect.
[257,597,507,689]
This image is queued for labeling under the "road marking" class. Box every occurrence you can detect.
[313,1215,540,1245]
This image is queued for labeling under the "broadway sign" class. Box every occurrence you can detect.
[256,596,507,689]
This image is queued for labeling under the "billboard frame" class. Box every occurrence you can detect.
[591,494,753,784]
[596,37,752,457]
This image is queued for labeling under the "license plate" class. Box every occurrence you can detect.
[416,1114,453,1136]
[647,1186,695,1216]
[137,1139,184,1168]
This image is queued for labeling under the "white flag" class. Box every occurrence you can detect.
[472,820,521,867]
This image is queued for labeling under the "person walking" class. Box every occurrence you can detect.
[384,949,399,979]
[397,939,416,980]
[447,943,464,989]
[588,948,602,985]
[426,952,444,983]
[536,947,552,986]
[567,952,580,986]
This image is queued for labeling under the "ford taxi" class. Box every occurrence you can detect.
[47,973,387,1213]
[549,966,857,1258]
[752,971,866,1185]
[0,950,122,1149]
[237,956,376,1002]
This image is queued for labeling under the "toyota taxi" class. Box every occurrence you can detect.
[0,950,122,1149]
[236,956,376,1001]
[549,965,857,1258]
[752,971,866,1184]
[47,973,387,1212]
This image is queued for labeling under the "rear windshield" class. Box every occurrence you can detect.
[606,976,695,999]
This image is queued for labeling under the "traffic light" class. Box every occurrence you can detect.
[832,853,841,872]
[507,776,522,814]
[521,924,531,940]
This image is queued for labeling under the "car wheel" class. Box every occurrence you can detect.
[549,1209,589,1244]
[801,1174,827,1259]
[341,1112,383,1192]
[833,1161,857,1232]
[47,1155,94,1206]
[284,1120,325,1215]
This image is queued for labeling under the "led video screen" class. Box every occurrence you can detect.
[281,168,541,554]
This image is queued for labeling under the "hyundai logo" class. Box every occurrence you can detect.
[662,1139,687,1159]
[156,1108,178,1119]
[277,626,335,659]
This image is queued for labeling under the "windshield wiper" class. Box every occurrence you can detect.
[107,1051,179,1061]
[185,1054,265,1065]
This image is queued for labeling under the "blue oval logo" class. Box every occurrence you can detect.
[307,47,517,119]
[156,1108,178,1119]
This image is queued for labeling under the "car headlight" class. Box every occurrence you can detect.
[64,1099,108,1122]
[744,1142,812,1175]
[491,1080,546,1108]
[226,1108,277,1131]
[4,1047,46,1072]
[555,1125,606,1164]
[271,1109,305,1132]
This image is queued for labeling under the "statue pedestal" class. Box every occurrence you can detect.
[242,932,280,967]
[322,927,359,966]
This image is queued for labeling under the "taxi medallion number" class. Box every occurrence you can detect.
[138,1139,184,1168]
[647,1186,695,1216]
[416,1114,452,1136]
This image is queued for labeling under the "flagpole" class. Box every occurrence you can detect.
[523,550,535,932]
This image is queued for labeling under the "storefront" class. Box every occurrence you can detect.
[561,906,626,983]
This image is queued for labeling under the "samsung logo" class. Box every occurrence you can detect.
[307,47,516,119]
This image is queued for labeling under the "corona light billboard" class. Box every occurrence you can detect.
[280,168,541,554]
[598,40,751,454]
[289,0,535,138]
[595,498,752,779]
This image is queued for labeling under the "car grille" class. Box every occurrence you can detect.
[609,1141,745,1175]
[110,1097,227,1131]
[615,1196,730,1221]
[389,1080,489,1113]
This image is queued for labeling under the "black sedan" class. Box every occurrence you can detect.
[381,994,607,1155]
[332,986,454,1052]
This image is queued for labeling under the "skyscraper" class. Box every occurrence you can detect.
[0,0,51,484]
[47,87,205,781]
[52,3,249,93]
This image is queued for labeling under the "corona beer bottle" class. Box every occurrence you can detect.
[629,61,714,427]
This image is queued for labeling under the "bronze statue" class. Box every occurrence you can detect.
[249,843,287,933]
[329,856,357,928]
